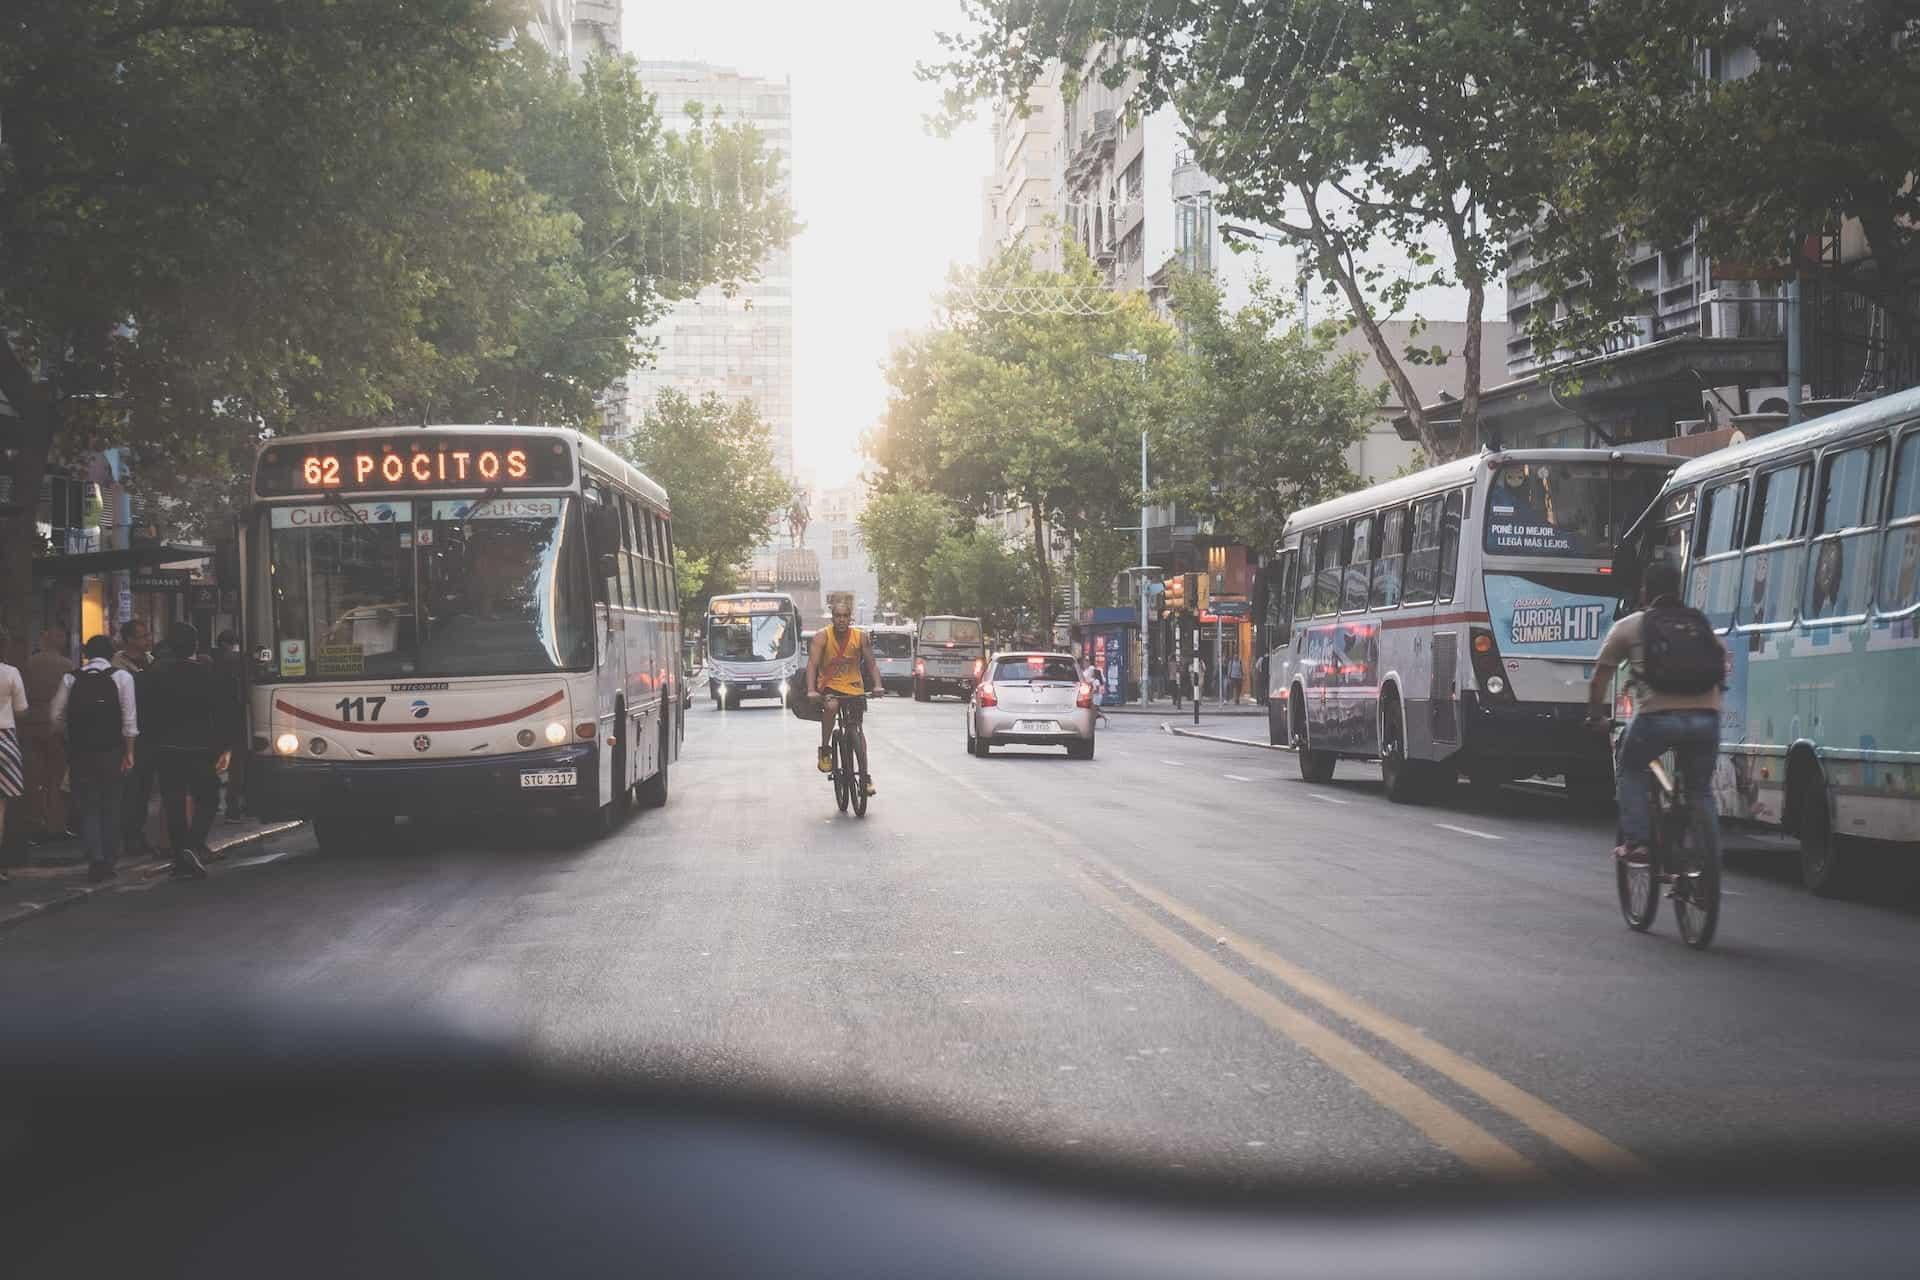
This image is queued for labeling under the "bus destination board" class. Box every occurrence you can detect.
[256,434,573,495]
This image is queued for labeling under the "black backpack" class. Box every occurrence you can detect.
[67,669,124,752]
[1640,603,1724,695]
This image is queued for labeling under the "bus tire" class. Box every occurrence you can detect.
[636,715,670,809]
[1380,694,1425,805]
[1795,764,1856,897]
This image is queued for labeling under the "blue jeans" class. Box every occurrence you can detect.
[70,754,124,868]
[1615,709,1721,860]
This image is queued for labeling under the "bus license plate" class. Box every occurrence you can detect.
[519,770,577,788]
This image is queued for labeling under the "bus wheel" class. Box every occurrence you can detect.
[1380,696,1425,805]
[637,718,670,809]
[1796,766,1857,897]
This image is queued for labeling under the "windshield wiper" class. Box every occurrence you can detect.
[459,485,506,531]
[318,488,366,526]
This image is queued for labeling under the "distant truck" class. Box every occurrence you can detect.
[913,615,984,701]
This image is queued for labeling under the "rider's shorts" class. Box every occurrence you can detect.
[823,690,865,725]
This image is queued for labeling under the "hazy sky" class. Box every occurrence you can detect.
[623,0,989,488]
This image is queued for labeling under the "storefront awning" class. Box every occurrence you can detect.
[32,542,212,580]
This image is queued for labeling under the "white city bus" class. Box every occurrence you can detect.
[1618,386,1920,893]
[1261,449,1681,803]
[704,592,805,709]
[244,426,681,848]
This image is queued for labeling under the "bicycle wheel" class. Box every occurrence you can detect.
[1671,806,1721,950]
[839,726,862,816]
[1616,852,1659,932]
[831,730,850,813]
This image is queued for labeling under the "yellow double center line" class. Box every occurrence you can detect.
[886,729,1651,1182]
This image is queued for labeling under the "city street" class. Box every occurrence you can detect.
[5,695,1920,1187]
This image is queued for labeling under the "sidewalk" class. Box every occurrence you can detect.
[0,809,304,933]
[1099,702,1266,718]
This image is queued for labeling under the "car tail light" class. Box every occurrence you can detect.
[978,683,998,708]
[1468,626,1515,702]
[972,658,983,678]
[1075,682,1093,709]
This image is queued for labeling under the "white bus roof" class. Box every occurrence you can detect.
[706,592,799,604]
[253,423,669,511]
[1664,386,1920,490]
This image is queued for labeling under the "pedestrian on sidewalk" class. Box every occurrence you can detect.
[22,624,75,846]
[50,635,138,884]
[113,618,157,860]
[1080,657,1108,728]
[211,630,248,819]
[0,626,28,878]
[1226,652,1244,705]
[142,623,242,880]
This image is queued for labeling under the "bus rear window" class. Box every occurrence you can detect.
[919,618,982,645]
[1484,462,1666,559]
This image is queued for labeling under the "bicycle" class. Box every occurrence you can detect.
[1610,722,1721,950]
[824,693,871,818]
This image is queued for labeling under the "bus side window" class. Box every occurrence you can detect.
[587,486,621,607]
[1315,520,1345,617]
[1738,461,1810,627]
[1437,490,1463,602]
[1295,532,1319,621]
[1693,478,1747,629]
[1265,550,1295,646]
[1343,514,1374,613]
[1371,506,1406,609]
[646,512,668,612]
[1404,498,1441,605]
[1876,430,1920,615]
[1806,440,1885,621]
[661,518,679,613]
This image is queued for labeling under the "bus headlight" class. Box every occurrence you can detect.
[1486,675,1507,695]
[544,721,568,745]
[275,733,300,756]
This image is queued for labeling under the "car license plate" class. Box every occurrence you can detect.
[1015,720,1058,733]
[519,769,577,788]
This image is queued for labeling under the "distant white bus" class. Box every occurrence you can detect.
[704,593,805,709]
[866,622,917,695]
[1261,448,1680,803]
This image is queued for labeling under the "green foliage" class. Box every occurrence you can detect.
[858,487,962,619]
[1158,270,1374,556]
[0,0,794,642]
[617,389,791,618]
[925,528,1038,638]
[673,547,716,624]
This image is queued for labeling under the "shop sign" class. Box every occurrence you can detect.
[131,570,191,592]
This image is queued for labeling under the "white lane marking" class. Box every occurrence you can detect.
[1435,822,1505,842]
[1159,758,1187,768]
[1307,793,1350,806]
[1224,774,1253,783]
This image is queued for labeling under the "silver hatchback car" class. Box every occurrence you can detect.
[965,652,1096,759]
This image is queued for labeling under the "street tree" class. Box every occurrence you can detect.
[0,1,794,653]
[857,487,962,621]
[1158,270,1376,555]
[616,388,791,617]
[928,0,1600,461]
[925,528,1038,639]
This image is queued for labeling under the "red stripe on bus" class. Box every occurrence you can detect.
[275,689,565,733]
[1378,611,1489,631]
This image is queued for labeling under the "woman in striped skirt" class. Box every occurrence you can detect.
[0,625,29,881]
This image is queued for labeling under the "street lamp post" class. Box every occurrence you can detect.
[1109,351,1151,705]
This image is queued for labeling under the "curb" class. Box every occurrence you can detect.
[1098,706,1266,719]
[0,821,304,935]
[1162,723,1289,751]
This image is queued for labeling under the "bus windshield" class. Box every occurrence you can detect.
[708,613,797,662]
[1484,461,1669,559]
[263,496,592,680]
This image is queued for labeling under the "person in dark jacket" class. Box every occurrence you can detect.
[142,623,244,880]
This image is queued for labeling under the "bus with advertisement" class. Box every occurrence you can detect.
[1260,448,1681,804]
[704,592,805,709]
[243,425,681,849]
[1617,386,1920,894]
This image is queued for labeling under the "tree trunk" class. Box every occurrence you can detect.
[1028,497,1053,634]
[0,345,56,666]
[1300,187,1456,461]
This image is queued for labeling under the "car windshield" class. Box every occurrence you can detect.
[992,657,1079,683]
[20,0,1917,1211]
[919,618,982,644]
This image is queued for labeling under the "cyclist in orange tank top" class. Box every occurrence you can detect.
[807,597,882,795]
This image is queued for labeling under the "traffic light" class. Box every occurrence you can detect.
[1164,575,1186,614]
[1194,572,1211,614]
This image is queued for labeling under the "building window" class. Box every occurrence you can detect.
[832,528,849,561]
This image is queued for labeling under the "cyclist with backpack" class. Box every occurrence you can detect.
[50,635,141,884]
[1586,561,1727,869]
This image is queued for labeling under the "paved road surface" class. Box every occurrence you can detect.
[6,694,1919,1185]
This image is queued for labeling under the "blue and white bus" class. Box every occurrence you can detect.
[1621,386,1920,893]
[244,425,681,848]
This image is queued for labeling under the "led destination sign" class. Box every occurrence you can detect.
[256,434,573,495]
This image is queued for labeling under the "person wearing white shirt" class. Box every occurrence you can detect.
[0,623,29,879]
[50,635,139,883]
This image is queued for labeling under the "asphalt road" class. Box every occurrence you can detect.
[6,692,1920,1186]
